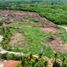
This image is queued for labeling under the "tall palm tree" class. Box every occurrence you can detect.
[62,56,67,67]
[53,53,61,67]
[44,61,48,67]
[1,16,7,35]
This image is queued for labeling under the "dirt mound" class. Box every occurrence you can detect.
[9,33,27,47]
[47,36,67,53]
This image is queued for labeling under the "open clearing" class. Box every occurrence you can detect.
[0,10,67,53]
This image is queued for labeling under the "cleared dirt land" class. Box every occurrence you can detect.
[0,10,67,53]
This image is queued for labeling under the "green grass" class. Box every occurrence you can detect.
[0,23,67,61]
[10,27,48,47]
[12,43,54,58]
[1,22,54,58]
[3,25,66,58]
[10,17,42,27]
[10,22,32,27]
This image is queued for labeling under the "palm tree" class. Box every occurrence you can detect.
[21,56,26,67]
[62,56,67,67]
[54,53,58,62]
[53,53,61,67]
[29,53,33,61]
[44,61,48,67]
[39,53,43,58]
[51,0,54,5]
[32,58,39,67]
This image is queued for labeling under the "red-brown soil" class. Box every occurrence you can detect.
[4,60,20,67]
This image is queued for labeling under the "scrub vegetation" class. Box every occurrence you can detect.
[0,0,67,67]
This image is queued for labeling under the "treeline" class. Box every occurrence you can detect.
[0,0,66,4]
[0,2,67,25]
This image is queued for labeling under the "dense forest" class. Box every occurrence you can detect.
[0,0,67,3]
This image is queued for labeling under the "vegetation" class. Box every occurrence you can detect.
[0,52,67,67]
[57,27,67,43]
[0,1,67,67]
[0,3,67,25]
[0,20,67,59]
[1,23,54,58]
[0,10,67,60]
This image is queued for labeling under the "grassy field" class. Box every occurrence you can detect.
[0,18,67,59]
[0,21,54,58]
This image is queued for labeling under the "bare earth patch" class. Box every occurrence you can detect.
[47,37,67,53]
[0,10,56,27]
[41,26,58,33]
[9,33,27,47]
